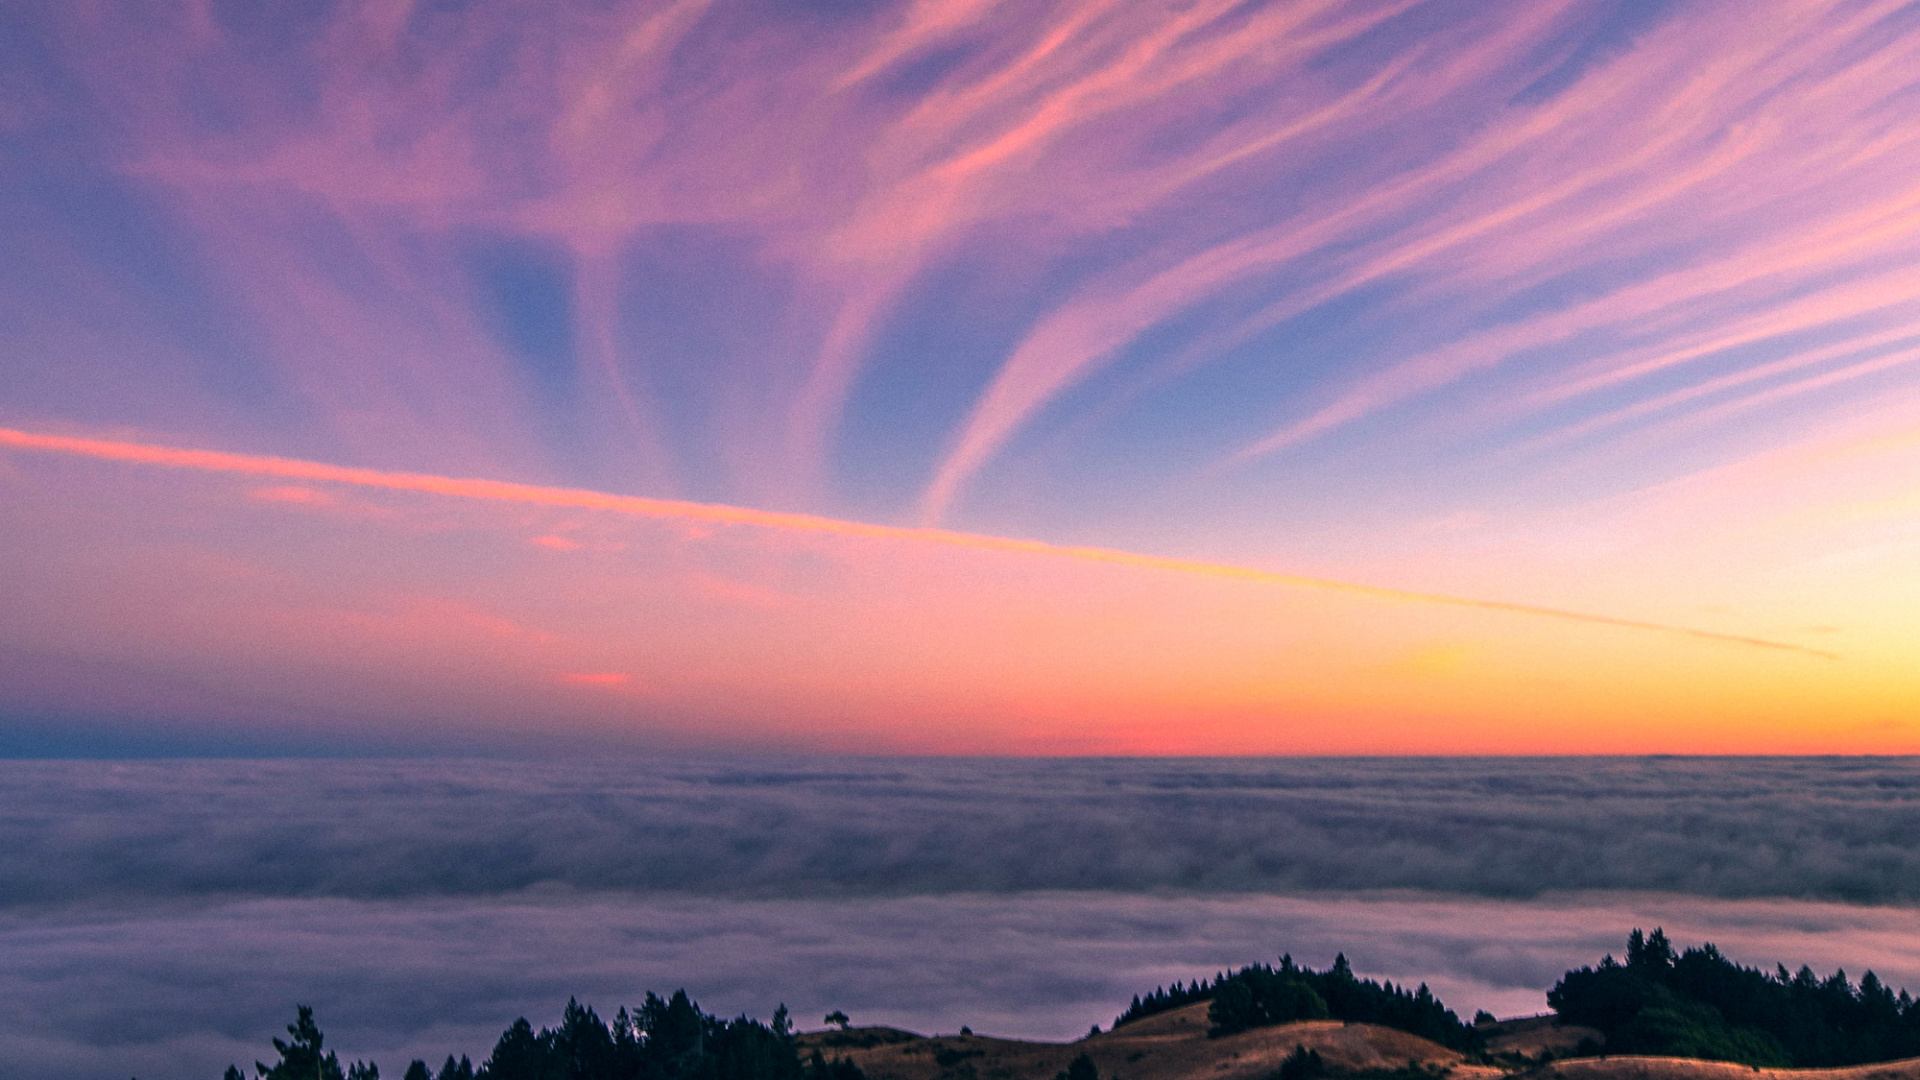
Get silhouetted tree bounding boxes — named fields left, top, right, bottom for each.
left=257, top=1006, right=347, bottom=1080
left=1276, top=1045, right=1326, bottom=1080
left=552, top=999, right=619, bottom=1080
left=1114, top=981, right=1213, bottom=1026
left=446, top=989, right=813, bottom=1080
left=482, top=1018, right=554, bottom=1080
left=1053, top=1053, right=1098, bottom=1080
left=803, top=1052, right=865, bottom=1080
left=1208, top=969, right=1328, bottom=1036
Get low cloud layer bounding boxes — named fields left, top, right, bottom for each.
left=10, top=891, right=1920, bottom=1080
left=4, top=758, right=1920, bottom=906
left=8, top=759, right=1920, bottom=1078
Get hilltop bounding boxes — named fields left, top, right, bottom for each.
left=797, top=1005, right=1920, bottom=1080
left=799, top=1003, right=1497, bottom=1080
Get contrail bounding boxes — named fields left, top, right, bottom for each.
left=0, top=426, right=1837, bottom=659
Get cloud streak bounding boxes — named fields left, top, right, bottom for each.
left=0, top=426, right=1833, bottom=658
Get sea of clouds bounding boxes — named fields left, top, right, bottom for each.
left=6, top=757, right=1920, bottom=1080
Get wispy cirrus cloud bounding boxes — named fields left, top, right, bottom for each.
left=17, top=0, right=1917, bottom=516
left=12, top=0, right=1920, bottom=508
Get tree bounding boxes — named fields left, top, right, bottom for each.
left=823, top=1012, right=850, bottom=1032
left=803, top=1053, right=865, bottom=1080
left=257, top=1006, right=347, bottom=1080
left=403, top=1063, right=434, bottom=1080
left=1207, top=969, right=1328, bottom=1037
left=637, top=990, right=705, bottom=1079
left=1052, top=1053, right=1098, bottom=1080
left=552, top=999, right=618, bottom=1080
left=1276, top=1046, right=1325, bottom=1080
left=481, top=1018, right=554, bottom=1080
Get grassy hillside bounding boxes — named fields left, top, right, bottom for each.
left=798, top=1007, right=1920, bottom=1080
left=798, top=1004, right=1486, bottom=1080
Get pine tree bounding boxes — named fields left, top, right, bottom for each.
left=257, top=1007, right=347, bottom=1080
left=552, top=999, right=617, bottom=1080
left=481, top=1018, right=553, bottom=1080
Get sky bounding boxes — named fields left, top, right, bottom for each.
left=3, top=0, right=1920, bottom=754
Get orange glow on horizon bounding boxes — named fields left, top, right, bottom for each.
left=5, top=423, right=1912, bottom=756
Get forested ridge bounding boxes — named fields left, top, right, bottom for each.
left=220, top=930, right=1920, bottom=1080
left=1114, top=953, right=1478, bottom=1050
left=1117, top=930, right=1920, bottom=1069
left=227, top=992, right=864, bottom=1080
left=1549, top=928, right=1920, bottom=1067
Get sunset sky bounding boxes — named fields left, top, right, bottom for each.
left=3, top=0, right=1917, bottom=754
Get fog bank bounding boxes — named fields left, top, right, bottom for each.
left=4, top=757, right=1918, bottom=906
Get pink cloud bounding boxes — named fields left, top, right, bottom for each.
left=559, top=672, right=632, bottom=687
left=0, top=424, right=1824, bottom=656
left=251, top=485, right=337, bottom=506
left=2, top=422, right=1903, bottom=754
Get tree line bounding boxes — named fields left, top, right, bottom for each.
left=1113, top=954, right=1479, bottom=1050
left=228, top=992, right=865, bottom=1080
left=1116, top=929, right=1920, bottom=1069
left=1549, top=927, right=1920, bottom=1067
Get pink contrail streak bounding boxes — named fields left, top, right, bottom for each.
left=0, top=426, right=1834, bottom=659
